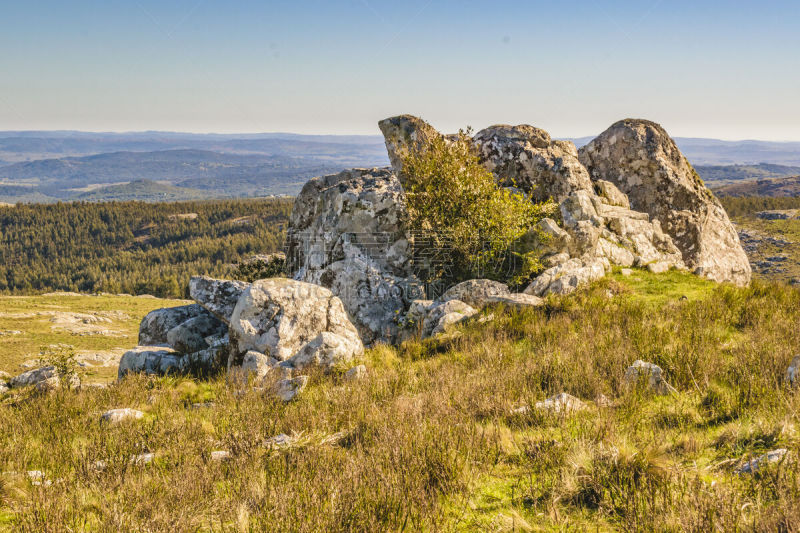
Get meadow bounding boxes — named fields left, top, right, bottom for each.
left=0, top=270, right=798, bottom=531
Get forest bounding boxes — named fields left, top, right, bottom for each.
left=0, top=199, right=291, bottom=298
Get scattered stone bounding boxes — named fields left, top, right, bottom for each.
left=344, top=365, right=367, bottom=382
left=265, top=433, right=296, bottom=447
left=623, top=360, right=676, bottom=395
left=525, top=257, right=609, bottom=297
left=0, top=330, right=22, bottom=336
left=484, top=293, right=545, bottom=309
left=26, top=470, right=51, bottom=487
left=191, top=402, right=215, bottom=409
left=189, top=276, right=250, bottom=324
left=535, top=393, right=586, bottom=414
left=130, top=453, right=155, bottom=466
left=273, top=375, right=308, bottom=402
left=620, top=268, right=633, bottom=277
left=647, top=261, right=672, bottom=274
left=787, top=356, right=800, bottom=386
left=210, top=450, right=231, bottom=462
left=9, top=366, right=79, bottom=391
left=422, top=300, right=478, bottom=338
left=439, top=279, right=511, bottom=309
left=118, top=346, right=183, bottom=379
left=100, top=408, right=144, bottom=425
left=736, top=449, right=789, bottom=474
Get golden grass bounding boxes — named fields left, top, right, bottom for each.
left=0, top=270, right=798, bottom=531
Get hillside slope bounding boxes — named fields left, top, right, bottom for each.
left=713, top=175, right=800, bottom=197
left=0, top=271, right=798, bottom=530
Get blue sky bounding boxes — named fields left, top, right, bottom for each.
left=1, top=0, right=798, bottom=140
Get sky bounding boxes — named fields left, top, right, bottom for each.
left=1, top=0, right=799, bottom=140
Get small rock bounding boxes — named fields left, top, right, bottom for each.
left=101, top=408, right=144, bottom=424
left=9, top=366, right=80, bottom=391
left=623, top=360, right=676, bottom=395
left=736, top=449, right=789, bottom=474
left=265, top=433, right=295, bottom=447
left=344, top=365, right=367, bottom=382
left=191, top=402, right=215, bottom=409
left=26, top=470, right=50, bottom=487
left=535, top=393, right=586, bottom=414
left=787, top=356, right=800, bottom=386
left=620, top=268, right=633, bottom=277
left=595, top=394, right=612, bottom=407
left=130, top=453, right=154, bottom=465
left=273, top=376, right=308, bottom=402
left=210, top=450, right=231, bottom=462
left=647, top=261, right=671, bottom=274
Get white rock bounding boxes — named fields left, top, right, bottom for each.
left=210, top=450, right=231, bottom=462
left=273, top=375, right=308, bottom=402
left=736, top=449, right=789, bottom=474
left=101, top=408, right=144, bottom=425
left=535, top=393, right=586, bottom=414
left=787, top=356, right=800, bottom=386
left=623, top=360, right=676, bottom=395
left=344, top=364, right=367, bottom=382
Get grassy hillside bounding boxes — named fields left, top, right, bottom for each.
left=0, top=294, right=188, bottom=383
left=0, top=271, right=799, bottom=530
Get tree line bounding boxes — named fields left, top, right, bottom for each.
left=0, top=199, right=292, bottom=298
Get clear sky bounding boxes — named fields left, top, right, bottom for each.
left=1, top=0, right=799, bottom=140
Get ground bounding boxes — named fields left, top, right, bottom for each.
left=734, top=214, right=800, bottom=284
left=0, top=271, right=798, bottom=531
left=0, top=293, right=189, bottom=383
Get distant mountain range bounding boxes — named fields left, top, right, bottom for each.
left=1, top=130, right=799, bottom=203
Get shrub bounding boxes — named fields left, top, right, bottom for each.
left=401, top=129, right=556, bottom=289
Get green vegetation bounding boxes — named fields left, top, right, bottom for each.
left=1, top=272, right=799, bottom=530
left=402, top=129, right=556, bottom=287
left=0, top=199, right=292, bottom=298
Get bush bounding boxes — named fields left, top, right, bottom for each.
left=402, top=129, right=556, bottom=289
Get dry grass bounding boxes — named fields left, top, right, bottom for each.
left=0, top=270, right=799, bottom=531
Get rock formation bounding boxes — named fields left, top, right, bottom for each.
left=377, top=115, right=687, bottom=297
left=579, top=119, right=751, bottom=286
left=285, top=167, right=421, bottom=345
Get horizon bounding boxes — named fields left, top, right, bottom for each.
left=3, top=127, right=800, bottom=145
left=2, top=1, right=799, bottom=141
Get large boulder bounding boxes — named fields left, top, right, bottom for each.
left=285, top=168, right=420, bottom=345
left=166, top=314, right=225, bottom=354
left=579, top=119, right=751, bottom=286
left=472, top=124, right=594, bottom=202
left=377, top=115, right=685, bottom=297
left=228, top=278, right=364, bottom=370
left=138, top=304, right=210, bottom=346
left=189, top=276, right=250, bottom=324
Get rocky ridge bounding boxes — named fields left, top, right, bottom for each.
left=118, top=113, right=751, bottom=380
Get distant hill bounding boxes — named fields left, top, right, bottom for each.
left=695, top=163, right=800, bottom=185
left=75, top=179, right=214, bottom=202
left=712, top=175, right=800, bottom=197
left=569, top=137, right=800, bottom=166
left=0, top=149, right=360, bottom=200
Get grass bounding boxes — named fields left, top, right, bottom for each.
left=0, top=270, right=799, bottom=530
left=0, top=293, right=189, bottom=382
left=733, top=214, right=800, bottom=283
